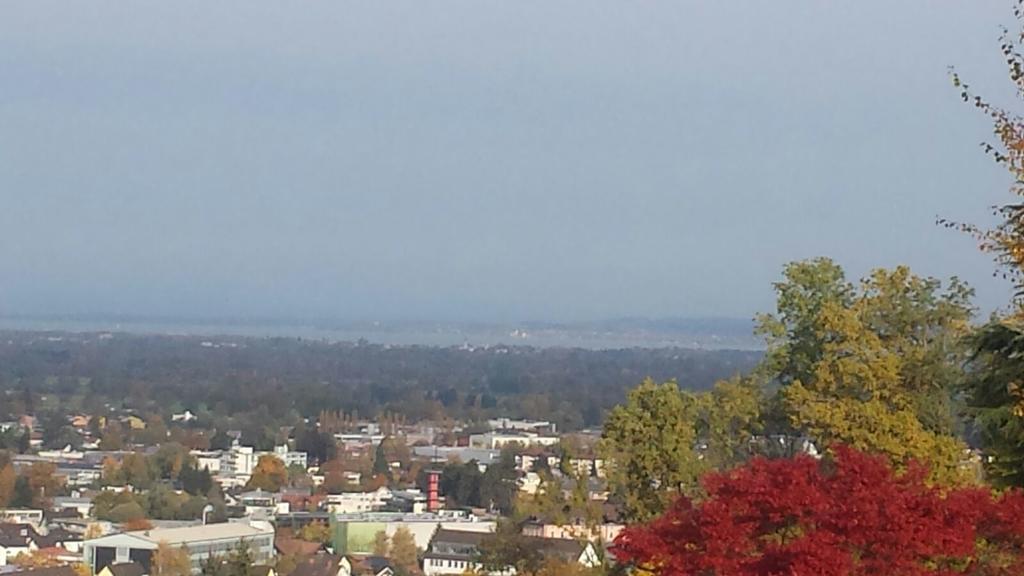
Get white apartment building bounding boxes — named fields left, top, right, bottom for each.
left=270, top=445, right=308, bottom=469
left=191, top=451, right=222, bottom=474
left=219, top=444, right=257, bottom=477
left=324, top=487, right=393, bottom=514
left=486, top=419, right=555, bottom=433
left=468, top=432, right=560, bottom=450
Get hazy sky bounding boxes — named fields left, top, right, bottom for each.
left=0, top=2, right=1019, bottom=323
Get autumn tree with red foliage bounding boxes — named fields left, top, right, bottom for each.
left=613, top=446, right=1024, bottom=576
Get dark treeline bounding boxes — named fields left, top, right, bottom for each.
left=0, top=331, right=760, bottom=433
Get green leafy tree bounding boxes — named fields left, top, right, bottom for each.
left=179, top=464, right=213, bottom=496
left=963, top=322, right=1024, bottom=486
left=10, top=476, right=32, bottom=508
left=293, top=422, right=336, bottom=465
left=566, top=470, right=603, bottom=529
left=599, top=378, right=703, bottom=522
left=516, top=471, right=568, bottom=525
left=477, top=520, right=544, bottom=576
left=151, top=443, right=192, bottom=481
left=695, top=376, right=764, bottom=470
left=209, top=429, right=233, bottom=451
left=754, top=257, right=852, bottom=389
left=439, top=461, right=483, bottom=508
left=145, top=483, right=209, bottom=520
left=107, top=501, right=147, bottom=523
left=201, top=542, right=261, bottom=576
left=372, top=438, right=391, bottom=478
left=948, top=1, right=1024, bottom=489
left=99, top=422, right=125, bottom=451
left=479, top=449, right=517, bottom=514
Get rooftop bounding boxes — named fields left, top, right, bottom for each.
left=429, top=528, right=490, bottom=546
left=89, top=522, right=273, bottom=546
left=332, top=512, right=477, bottom=523
left=103, top=563, right=145, bottom=576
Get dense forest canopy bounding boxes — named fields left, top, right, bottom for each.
left=0, top=331, right=760, bottom=433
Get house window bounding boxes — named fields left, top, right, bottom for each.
left=116, top=547, right=129, bottom=562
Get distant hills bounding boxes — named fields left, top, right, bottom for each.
left=0, top=314, right=762, bottom=350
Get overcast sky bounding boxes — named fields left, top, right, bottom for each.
left=0, top=1, right=1018, bottom=323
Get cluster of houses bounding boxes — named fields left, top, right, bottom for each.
left=0, top=416, right=619, bottom=576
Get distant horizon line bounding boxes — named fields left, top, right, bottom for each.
left=0, top=312, right=757, bottom=329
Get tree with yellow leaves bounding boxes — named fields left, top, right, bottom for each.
left=389, top=527, right=419, bottom=574
left=371, top=530, right=390, bottom=557
left=245, top=455, right=287, bottom=492
left=757, top=259, right=973, bottom=484
left=12, top=551, right=64, bottom=568
left=0, top=463, right=16, bottom=506
left=152, top=541, right=192, bottom=576
left=297, top=521, right=331, bottom=544
left=84, top=523, right=104, bottom=540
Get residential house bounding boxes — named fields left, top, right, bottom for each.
left=0, top=509, right=44, bottom=526
left=284, top=553, right=392, bottom=576
left=0, top=523, right=42, bottom=565
left=324, top=488, right=392, bottom=514
left=171, top=411, right=197, bottom=423
left=52, top=496, right=93, bottom=519
left=238, top=489, right=288, bottom=519
left=189, top=451, right=222, bottom=475
left=97, top=563, right=146, bottom=576
left=521, top=518, right=623, bottom=544
left=70, top=416, right=92, bottom=430
left=287, top=553, right=347, bottom=576
left=385, top=489, right=428, bottom=514
left=56, top=462, right=104, bottom=487
left=37, top=527, right=85, bottom=553
left=421, top=528, right=487, bottom=576
left=345, top=556, right=395, bottom=576
left=119, top=416, right=146, bottom=431
left=532, top=538, right=601, bottom=568
left=422, top=528, right=600, bottom=576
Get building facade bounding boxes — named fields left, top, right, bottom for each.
left=84, top=522, right=275, bottom=575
